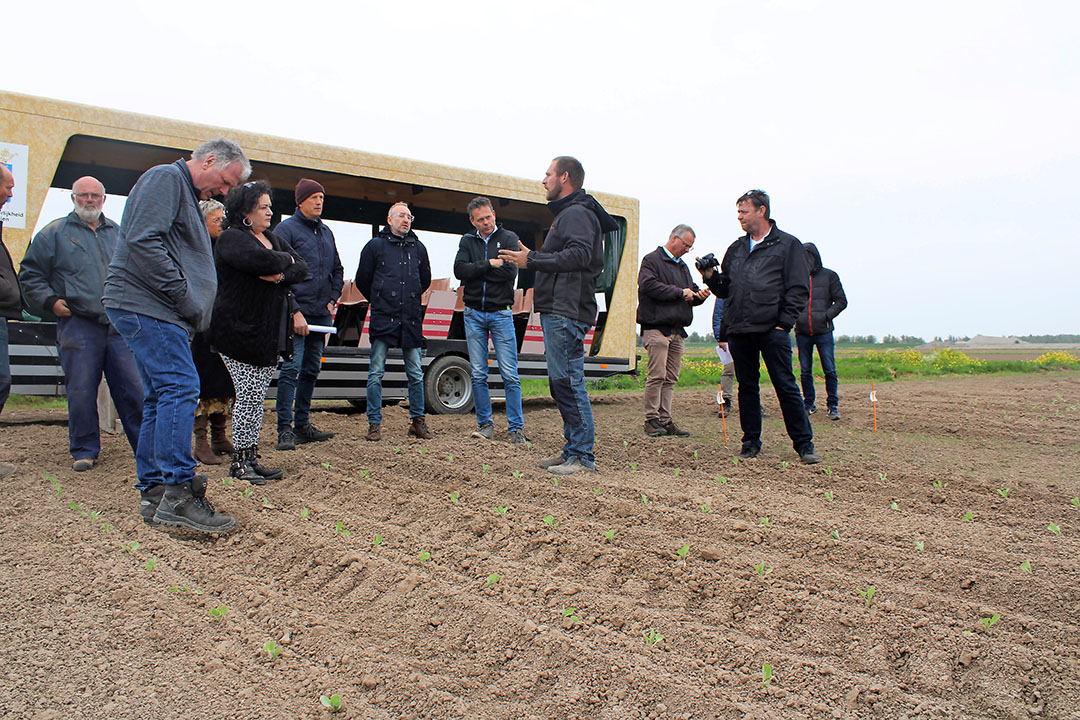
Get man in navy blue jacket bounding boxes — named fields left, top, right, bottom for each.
left=273, top=179, right=344, bottom=450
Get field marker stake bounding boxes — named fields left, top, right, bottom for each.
left=719, top=383, right=728, bottom=445
left=870, top=382, right=878, bottom=433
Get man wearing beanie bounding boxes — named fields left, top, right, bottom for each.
left=274, top=178, right=344, bottom=450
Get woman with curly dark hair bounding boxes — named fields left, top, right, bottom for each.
left=210, top=181, right=308, bottom=483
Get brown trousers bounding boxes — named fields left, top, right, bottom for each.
left=643, top=329, right=685, bottom=423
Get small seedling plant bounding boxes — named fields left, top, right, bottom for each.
left=449, top=491, right=460, bottom=504
left=915, top=540, right=925, bottom=551
left=675, top=543, right=689, bottom=560
left=823, top=465, right=832, bottom=477
left=300, top=507, right=310, bottom=519
left=830, top=529, right=841, bottom=541
left=823, top=490, right=834, bottom=501
left=1071, top=496, right=1079, bottom=508
left=542, top=515, right=559, bottom=530
left=372, top=534, right=383, bottom=548
left=753, top=561, right=772, bottom=577
left=890, top=501, right=900, bottom=510
left=264, top=640, right=282, bottom=660
left=123, top=541, right=139, bottom=553
left=642, top=627, right=663, bottom=646
left=1048, top=522, right=1061, bottom=535
left=145, top=557, right=156, bottom=572
left=511, top=470, right=523, bottom=479
left=961, top=510, right=974, bottom=522
left=858, top=585, right=876, bottom=607
left=981, top=613, right=1001, bottom=631
left=996, top=488, right=1009, bottom=499
left=334, top=520, right=351, bottom=536
left=602, top=529, right=616, bottom=542
left=418, top=550, right=431, bottom=564
left=630, top=462, right=638, bottom=471
left=761, top=662, right=773, bottom=689
left=715, top=476, right=728, bottom=484
left=932, top=479, right=948, bottom=490
left=486, top=573, right=500, bottom=588
left=482, top=463, right=491, bottom=472
left=1020, top=560, right=1031, bottom=573
left=320, top=694, right=343, bottom=713
left=641, top=494, right=650, bottom=506
left=780, top=461, right=789, bottom=469
left=561, top=607, right=580, bottom=623
left=700, top=504, right=711, bottom=514
left=758, top=517, right=770, bottom=527
left=494, top=506, right=508, bottom=516
left=208, top=605, right=228, bottom=619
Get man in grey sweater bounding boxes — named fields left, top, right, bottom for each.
left=103, top=139, right=250, bottom=534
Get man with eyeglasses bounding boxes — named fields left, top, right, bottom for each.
left=356, top=202, right=433, bottom=441
left=699, top=190, right=821, bottom=464
left=637, top=224, right=710, bottom=438
left=20, top=176, right=144, bottom=473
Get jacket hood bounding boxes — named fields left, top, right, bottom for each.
left=803, top=242, right=822, bottom=273
left=377, top=226, right=419, bottom=244
left=549, top=189, right=620, bottom=234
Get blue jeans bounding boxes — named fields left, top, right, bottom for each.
left=796, top=332, right=838, bottom=412
left=0, top=319, right=10, bottom=414
left=541, top=313, right=594, bottom=466
left=276, top=313, right=331, bottom=431
left=366, top=338, right=424, bottom=424
left=728, top=329, right=814, bottom=454
left=106, top=309, right=200, bottom=490
left=464, top=307, right=523, bottom=432
left=57, top=315, right=144, bottom=460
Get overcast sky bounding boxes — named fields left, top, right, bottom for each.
left=5, top=1, right=1078, bottom=340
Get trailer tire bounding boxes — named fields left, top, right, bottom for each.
left=424, top=355, right=473, bottom=415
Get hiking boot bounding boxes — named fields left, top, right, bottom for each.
left=547, top=458, right=596, bottom=476
left=508, top=430, right=528, bottom=445
left=276, top=428, right=297, bottom=451
left=209, top=412, right=234, bottom=454
left=139, top=484, right=166, bottom=526
left=799, top=448, right=822, bottom=465
left=472, top=423, right=495, bottom=440
left=643, top=419, right=667, bottom=437
left=295, top=423, right=334, bottom=444
left=247, top=447, right=283, bottom=481
left=365, top=423, right=381, bottom=442
left=73, top=458, right=95, bottom=472
left=193, top=415, right=222, bottom=465
left=737, top=445, right=761, bottom=460
left=153, top=477, right=236, bottom=534
left=538, top=452, right=566, bottom=469
left=663, top=421, right=691, bottom=438
left=230, top=448, right=264, bottom=485
left=827, top=408, right=840, bottom=421
left=408, top=417, right=435, bottom=439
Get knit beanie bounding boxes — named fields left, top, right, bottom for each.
left=295, top=178, right=325, bottom=206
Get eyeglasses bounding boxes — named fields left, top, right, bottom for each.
left=75, top=193, right=104, bottom=201
left=392, top=212, right=415, bottom=221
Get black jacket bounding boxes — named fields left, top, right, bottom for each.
left=273, top=211, right=344, bottom=318
left=209, top=228, right=308, bottom=367
left=528, top=189, right=619, bottom=326
left=453, top=226, right=520, bottom=311
left=0, top=223, right=21, bottom=320
left=795, top=242, right=847, bottom=336
left=704, top=220, right=809, bottom=339
left=636, top=246, right=704, bottom=335
left=354, top=227, right=431, bottom=349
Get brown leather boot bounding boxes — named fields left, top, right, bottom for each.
left=209, top=412, right=234, bottom=455
left=408, top=417, right=434, bottom=439
left=193, top=415, right=222, bottom=465
left=364, top=423, right=381, bottom=442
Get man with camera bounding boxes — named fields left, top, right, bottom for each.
left=637, top=224, right=710, bottom=437
left=700, top=190, right=821, bottom=464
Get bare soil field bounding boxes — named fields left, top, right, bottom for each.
left=1, top=373, right=1078, bottom=720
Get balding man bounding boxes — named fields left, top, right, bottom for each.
left=20, top=177, right=144, bottom=472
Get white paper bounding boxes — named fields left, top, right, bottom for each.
left=308, top=324, right=337, bottom=334
left=715, top=345, right=732, bottom=365
left=0, top=142, right=30, bottom=228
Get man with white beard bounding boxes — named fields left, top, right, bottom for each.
left=19, top=176, right=144, bottom=471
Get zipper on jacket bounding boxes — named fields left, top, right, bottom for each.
left=807, top=275, right=813, bottom=334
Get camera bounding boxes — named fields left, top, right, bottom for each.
left=695, top=253, right=719, bottom=272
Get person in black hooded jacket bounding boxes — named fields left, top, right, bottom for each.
left=795, top=242, right=847, bottom=420
left=500, top=156, right=619, bottom=476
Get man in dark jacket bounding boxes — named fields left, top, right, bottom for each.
left=356, top=202, right=433, bottom=441
left=103, top=138, right=249, bottom=534
left=453, top=197, right=526, bottom=444
left=702, top=190, right=820, bottom=464
left=0, top=165, right=20, bottom=430
left=19, top=176, right=143, bottom=471
left=795, top=242, right=847, bottom=420
left=500, top=156, right=618, bottom=475
left=273, top=179, right=343, bottom=450
left=637, top=224, right=709, bottom=437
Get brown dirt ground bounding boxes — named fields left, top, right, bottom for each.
left=1, top=373, right=1079, bottom=720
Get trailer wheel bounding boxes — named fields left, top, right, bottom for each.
left=424, top=355, right=473, bottom=414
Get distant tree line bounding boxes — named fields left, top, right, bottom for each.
left=1020, top=334, right=1080, bottom=343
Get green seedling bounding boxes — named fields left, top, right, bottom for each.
left=657, top=448, right=663, bottom=456
left=512, top=470, right=523, bottom=479
left=752, top=561, right=772, bottom=577
left=675, top=543, right=689, bottom=560
left=830, top=529, right=841, bottom=541
left=758, top=517, right=770, bottom=527
left=372, top=534, right=383, bottom=548
left=694, top=450, right=699, bottom=460
left=334, top=520, right=351, bottom=536
left=890, top=501, right=899, bottom=511
left=642, top=627, right=664, bottom=646
left=780, top=461, right=789, bottom=469
left=300, top=507, right=310, bottom=519
left=623, top=440, right=629, bottom=448
left=961, top=510, right=974, bottom=522
left=45, top=472, right=62, bottom=498
left=167, top=586, right=187, bottom=592
left=262, top=496, right=269, bottom=505
left=242, top=487, right=252, bottom=498
left=447, top=454, right=454, bottom=462
left=915, top=540, right=925, bottom=551
left=1071, top=496, right=1079, bottom=508
left=700, top=504, right=711, bottom=514
left=732, top=457, right=740, bottom=466
left=321, top=461, right=330, bottom=470
left=858, top=585, right=876, bottom=606
left=264, top=640, right=281, bottom=660
left=542, top=515, right=558, bottom=529
left=319, top=694, right=343, bottom=713
left=359, top=469, right=370, bottom=479
left=997, top=488, right=1009, bottom=499
left=68, top=501, right=81, bottom=512
left=145, top=557, right=156, bottom=572
left=208, top=605, right=228, bottom=619
left=494, top=506, right=508, bottom=516
left=1020, top=560, right=1031, bottom=573
left=823, top=490, right=834, bottom=501
left=630, top=462, right=638, bottom=471
left=1048, top=522, right=1061, bottom=535
left=486, top=573, right=500, bottom=588
left=823, top=465, right=832, bottom=477
left=552, top=477, right=559, bottom=487
left=89, top=510, right=100, bottom=521
left=878, top=471, right=887, bottom=482
left=561, top=607, right=580, bottom=623
left=593, top=487, right=602, bottom=495
left=602, top=529, right=616, bottom=542
left=981, top=613, right=1000, bottom=630
left=449, top=491, right=460, bottom=504
left=123, top=541, right=139, bottom=553
left=393, top=446, right=400, bottom=453
left=222, top=477, right=234, bottom=487
left=101, top=523, right=109, bottom=534
left=715, top=476, right=728, bottom=484
left=641, top=494, right=650, bottom=506
left=482, top=463, right=491, bottom=471
left=761, top=662, right=773, bottom=688
left=418, top=447, right=427, bottom=455
left=932, top=479, right=948, bottom=489
left=674, top=468, right=681, bottom=476
left=418, top=550, right=431, bottom=563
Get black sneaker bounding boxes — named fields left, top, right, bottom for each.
left=800, top=448, right=823, bottom=465
left=663, top=421, right=691, bottom=438
left=276, top=428, right=296, bottom=451
left=295, top=424, right=334, bottom=444
left=247, top=447, right=283, bottom=481
left=139, top=484, right=166, bottom=526
left=737, top=445, right=761, bottom=460
left=153, top=476, right=236, bottom=533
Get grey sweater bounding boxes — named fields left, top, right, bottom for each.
left=102, top=160, right=217, bottom=335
